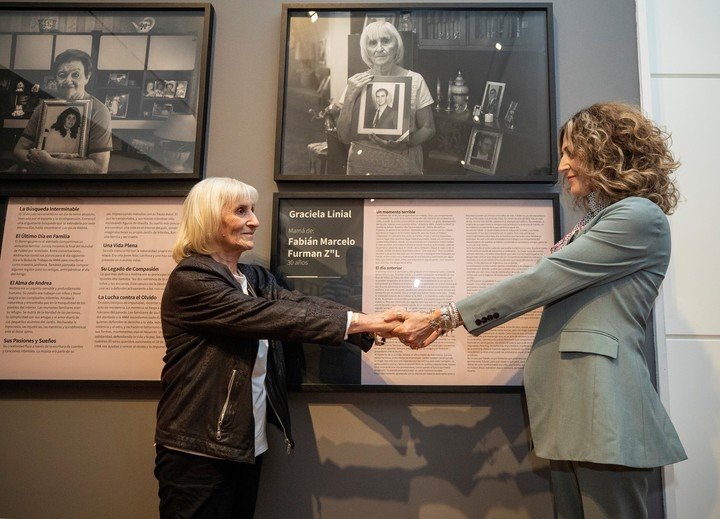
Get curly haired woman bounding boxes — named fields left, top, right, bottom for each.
left=394, top=102, right=686, bottom=518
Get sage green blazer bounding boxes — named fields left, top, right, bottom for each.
left=456, top=197, right=686, bottom=468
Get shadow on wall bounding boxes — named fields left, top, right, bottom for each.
left=257, top=392, right=554, bottom=518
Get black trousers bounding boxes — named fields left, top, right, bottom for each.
left=155, top=445, right=264, bottom=519
left=549, top=460, right=652, bottom=519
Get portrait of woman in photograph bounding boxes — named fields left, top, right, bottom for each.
left=336, top=20, right=435, bottom=175
left=42, top=106, right=82, bottom=156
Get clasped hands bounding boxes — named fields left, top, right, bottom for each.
left=353, top=307, right=443, bottom=350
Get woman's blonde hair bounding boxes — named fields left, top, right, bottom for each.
left=172, top=177, right=259, bottom=262
left=359, top=21, right=404, bottom=68
left=560, top=102, right=680, bottom=214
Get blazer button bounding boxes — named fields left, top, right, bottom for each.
left=481, top=317, right=487, bottom=324
left=475, top=319, right=482, bottom=326
left=493, top=312, right=499, bottom=319
left=486, top=314, right=493, bottom=320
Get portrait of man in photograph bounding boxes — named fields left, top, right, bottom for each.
left=366, top=87, right=397, bottom=130
left=480, top=81, right=505, bottom=122
left=473, top=132, right=497, bottom=166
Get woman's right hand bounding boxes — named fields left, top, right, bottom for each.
left=344, top=71, right=374, bottom=101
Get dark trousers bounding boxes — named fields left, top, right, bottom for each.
left=155, top=445, right=263, bottom=519
left=550, top=460, right=652, bottom=519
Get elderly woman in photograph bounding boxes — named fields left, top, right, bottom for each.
left=155, top=177, right=400, bottom=518
left=393, top=102, right=687, bottom=518
left=13, top=48, right=111, bottom=173
left=336, top=20, right=435, bottom=174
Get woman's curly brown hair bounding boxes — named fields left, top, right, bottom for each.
left=560, top=102, right=680, bottom=214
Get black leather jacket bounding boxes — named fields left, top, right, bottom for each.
left=155, top=254, right=372, bottom=463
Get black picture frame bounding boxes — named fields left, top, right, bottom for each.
left=0, top=3, right=213, bottom=186
left=271, top=191, right=560, bottom=391
left=275, top=3, right=557, bottom=182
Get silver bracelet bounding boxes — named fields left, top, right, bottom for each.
left=428, top=304, right=457, bottom=334
left=449, top=302, right=461, bottom=329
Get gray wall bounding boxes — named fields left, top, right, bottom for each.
left=0, top=1, right=645, bottom=518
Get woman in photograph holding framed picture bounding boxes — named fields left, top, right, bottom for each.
left=336, top=20, right=435, bottom=175
left=392, top=102, right=687, bottom=518
left=13, top=49, right=112, bottom=174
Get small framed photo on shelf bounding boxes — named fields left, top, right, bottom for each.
left=363, top=12, right=396, bottom=28
left=153, top=80, right=166, bottom=97
left=175, top=80, right=188, bottom=99
left=163, top=80, right=177, bottom=98
left=479, top=81, right=505, bottom=123
left=152, top=102, right=174, bottom=119
left=463, top=128, right=503, bottom=175
left=35, top=99, right=91, bottom=158
left=104, top=92, right=129, bottom=119
left=107, top=72, right=128, bottom=86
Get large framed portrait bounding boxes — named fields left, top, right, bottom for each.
left=35, top=99, right=91, bottom=158
left=275, top=4, right=557, bottom=182
left=271, top=191, right=560, bottom=390
left=0, top=3, right=213, bottom=184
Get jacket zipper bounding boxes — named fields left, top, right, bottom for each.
left=247, top=281, right=291, bottom=453
left=216, top=369, right=237, bottom=441
left=266, top=389, right=292, bottom=454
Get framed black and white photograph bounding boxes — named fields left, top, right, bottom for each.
left=479, top=80, right=505, bottom=123
left=275, top=4, right=556, bottom=182
left=463, top=128, right=503, bottom=175
left=35, top=99, right=91, bottom=158
left=0, top=3, right=213, bottom=184
left=364, top=12, right=397, bottom=28
left=271, top=191, right=560, bottom=389
left=152, top=102, right=173, bottom=119
left=356, top=77, right=410, bottom=139
left=163, top=80, right=177, bottom=98
left=175, top=80, right=188, bottom=99
left=104, top=92, right=129, bottom=119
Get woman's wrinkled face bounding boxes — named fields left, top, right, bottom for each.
left=55, top=60, right=89, bottom=100
left=216, top=199, right=259, bottom=255
left=559, top=133, right=591, bottom=198
left=366, top=31, right=397, bottom=68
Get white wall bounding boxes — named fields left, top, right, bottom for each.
left=639, top=1, right=720, bottom=517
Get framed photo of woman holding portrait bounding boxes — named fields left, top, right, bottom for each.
left=275, top=4, right=557, bottom=182
left=35, top=99, right=91, bottom=158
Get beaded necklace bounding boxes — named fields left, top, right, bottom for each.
left=550, top=192, right=609, bottom=253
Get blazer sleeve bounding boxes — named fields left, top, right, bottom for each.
left=456, top=198, right=670, bottom=335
